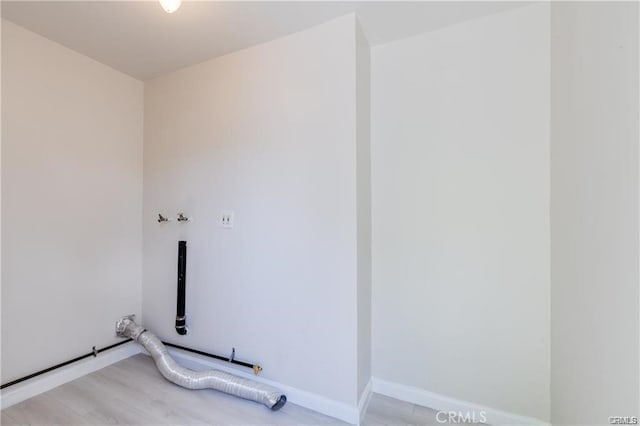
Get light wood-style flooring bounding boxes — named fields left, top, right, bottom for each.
left=2, top=354, right=443, bottom=425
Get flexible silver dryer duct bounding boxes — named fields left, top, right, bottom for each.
left=115, top=316, right=287, bottom=410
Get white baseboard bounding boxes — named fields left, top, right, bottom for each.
left=0, top=342, right=141, bottom=410
left=165, top=347, right=360, bottom=425
left=371, top=377, right=550, bottom=426
left=1, top=346, right=548, bottom=426
left=357, top=378, right=373, bottom=425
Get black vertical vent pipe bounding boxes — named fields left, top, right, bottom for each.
left=176, top=240, right=188, bottom=335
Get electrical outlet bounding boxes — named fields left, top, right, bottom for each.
left=219, top=210, right=234, bottom=229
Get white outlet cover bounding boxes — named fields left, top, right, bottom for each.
left=219, top=210, right=234, bottom=228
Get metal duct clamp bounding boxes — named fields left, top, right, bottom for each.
left=116, top=314, right=147, bottom=341
left=175, top=315, right=188, bottom=335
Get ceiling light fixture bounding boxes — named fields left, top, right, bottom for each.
left=159, top=0, right=182, bottom=13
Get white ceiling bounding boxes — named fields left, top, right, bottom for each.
left=1, top=1, right=526, bottom=80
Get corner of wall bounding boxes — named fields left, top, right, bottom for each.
left=355, top=11, right=372, bottom=403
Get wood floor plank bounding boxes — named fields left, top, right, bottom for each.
left=94, top=356, right=270, bottom=424
left=2, top=392, right=89, bottom=425
left=1, top=354, right=351, bottom=425
left=362, top=393, right=415, bottom=425
left=1, top=409, right=19, bottom=425
left=409, top=404, right=441, bottom=425
left=1, top=353, right=454, bottom=426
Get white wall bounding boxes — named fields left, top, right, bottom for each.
left=1, top=20, right=143, bottom=381
left=550, top=3, right=639, bottom=424
left=143, top=14, right=362, bottom=407
left=356, top=18, right=372, bottom=402
left=0, top=18, right=3, bottom=386
left=371, top=4, right=550, bottom=421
